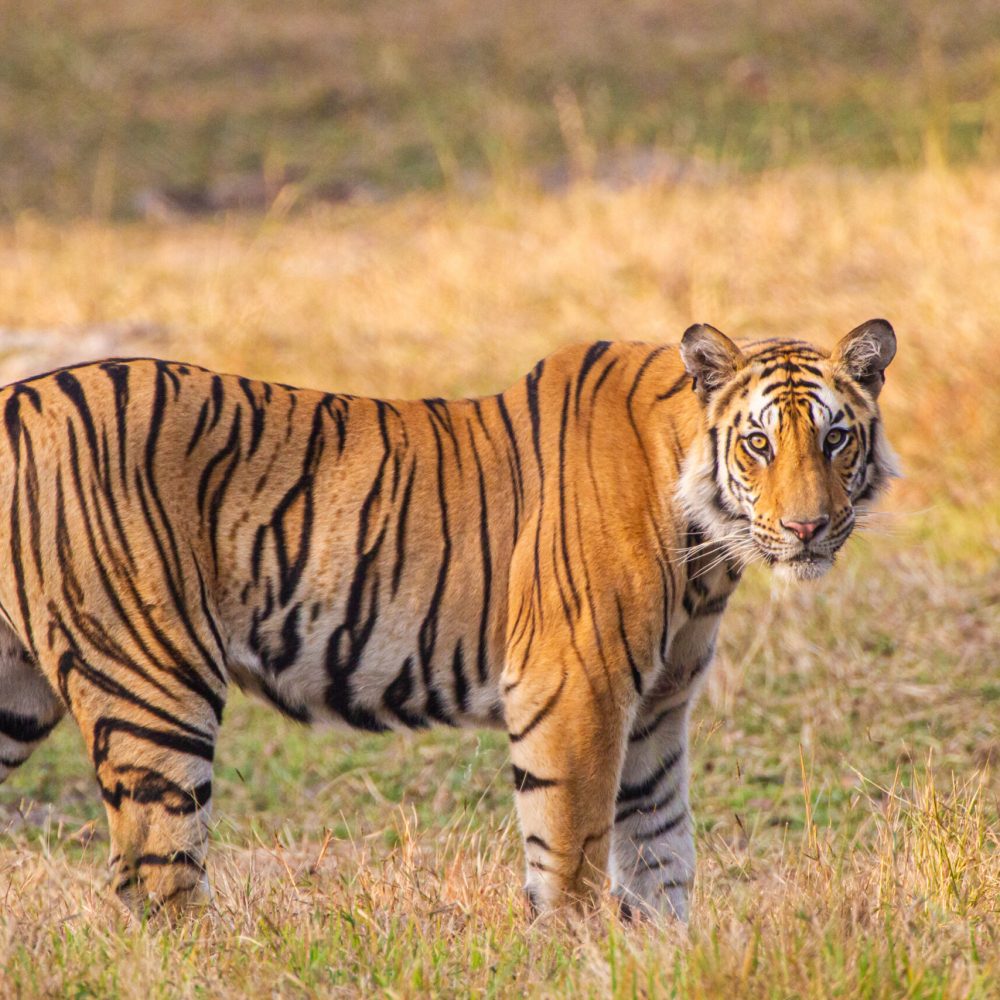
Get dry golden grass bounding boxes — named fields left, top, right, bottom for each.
left=1, top=168, right=998, bottom=996
left=1, top=168, right=998, bottom=504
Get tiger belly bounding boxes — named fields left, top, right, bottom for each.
left=223, top=608, right=507, bottom=733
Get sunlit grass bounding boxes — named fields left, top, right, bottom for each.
left=0, top=167, right=998, bottom=995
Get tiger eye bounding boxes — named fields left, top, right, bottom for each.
left=825, top=428, right=847, bottom=451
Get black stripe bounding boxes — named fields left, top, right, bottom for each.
left=556, top=382, right=581, bottom=616
left=423, top=398, right=463, bottom=472
left=698, top=595, right=729, bottom=617
left=616, top=746, right=684, bottom=804
left=208, top=375, right=224, bottom=431
left=416, top=410, right=452, bottom=707
left=590, top=356, right=618, bottom=403
left=5, top=389, right=40, bottom=656
left=512, top=765, right=558, bottom=792
left=91, top=716, right=214, bottom=766
left=186, top=399, right=211, bottom=456
left=270, top=399, right=328, bottom=605
left=100, top=362, right=132, bottom=491
left=626, top=347, right=668, bottom=409
left=574, top=341, right=612, bottom=416
left=615, top=780, right=680, bottom=825
left=198, top=406, right=244, bottom=570
left=133, top=371, right=228, bottom=695
left=55, top=371, right=100, bottom=464
left=20, top=428, right=45, bottom=586
left=451, top=641, right=470, bottom=714
left=494, top=394, right=524, bottom=534
left=525, top=360, right=545, bottom=484
left=642, top=854, right=689, bottom=872
left=0, top=709, right=59, bottom=744
left=616, top=597, right=643, bottom=694
left=238, top=377, right=267, bottom=458
left=98, top=765, right=213, bottom=816
left=383, top=657, right=429, bottom=729
left=508, top=671, right=567, bottom=743
left=708, top=426, right=720, bottom=484
left=257, top=677, right=311, bottom=723
left=144, top=363, right=187, bottom=586
left=634, top=808, right=687, bottom=841
left=467, top=421, right=493, bottom=683
left=264, top=603, right=302, bottom=673
left=135, top=851, right=206, bottom=871
left=655, top=372, right=690, bottom=401
left=391, top=458, right=417, bottom=597
left=91, top=424, right=136, bottom=571
left=324, top=677, right=388, bottom=732
left=758, top=362, right=801, bottom=378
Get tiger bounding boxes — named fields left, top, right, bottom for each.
left=0, top=319, right=898, bottom=921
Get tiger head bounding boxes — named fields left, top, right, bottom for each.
left=677, top=319, right=899, bottom=581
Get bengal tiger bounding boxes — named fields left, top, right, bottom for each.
left=0, top=319, right=897, bottom=921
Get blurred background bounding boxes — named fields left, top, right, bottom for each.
left=3, top=0, right=1000, bottom=217
left=1, top=3, right=999, bottom=996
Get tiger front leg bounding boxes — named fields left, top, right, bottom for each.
left=503, top=647, right=638, bottom=916
left=55, top=649, right=223, bottom=920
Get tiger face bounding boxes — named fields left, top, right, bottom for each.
left=677, top=319, right=899, bottom=581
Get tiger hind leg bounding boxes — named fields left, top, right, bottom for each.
left=0, top=621, right=65, bottom=784
left=610, top=611, right=722, bottom=922
left=611, top=695, right=694, bottom=921
left=52, top=646, right=224, bottom=919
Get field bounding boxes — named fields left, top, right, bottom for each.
left=2, top=1, right=1000, bottom=996
left=0, top=168, right=998, bottom=997
left=5, top=0, right=1000, bottom=217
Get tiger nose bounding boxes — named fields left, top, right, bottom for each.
left=780, top=516, right=829, bottom=543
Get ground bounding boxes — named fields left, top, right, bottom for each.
left=0, top=167, right=997, bottom=997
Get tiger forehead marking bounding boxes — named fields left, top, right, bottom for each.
left=0, top=320, right=897, bottom=922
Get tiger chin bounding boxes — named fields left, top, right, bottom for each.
left=0, top=320, right=896, bottom=925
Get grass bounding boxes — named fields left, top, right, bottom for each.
left=5, top=1, right=1000, bottom=216
left=0, top=167, right=999, bottom=994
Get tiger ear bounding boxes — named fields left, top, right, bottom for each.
left=832, top=319, right=896, bottom=398
left=679, top=324, right=746, bottom=402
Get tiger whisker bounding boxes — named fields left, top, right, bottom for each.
left=668, top=535, right=746, bottom=557
left=687, top=540, right=760, bottom=579
left=669, top=529, right=753, bottom=556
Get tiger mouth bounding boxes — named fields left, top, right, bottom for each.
left=752, top=544, right=831, bottom=566
left=753, top=544, right=836, bottom=574
left=773, top=549, right=835, bottom=581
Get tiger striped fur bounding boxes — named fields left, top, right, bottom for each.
left=0, top=320, right=897, bottom=920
